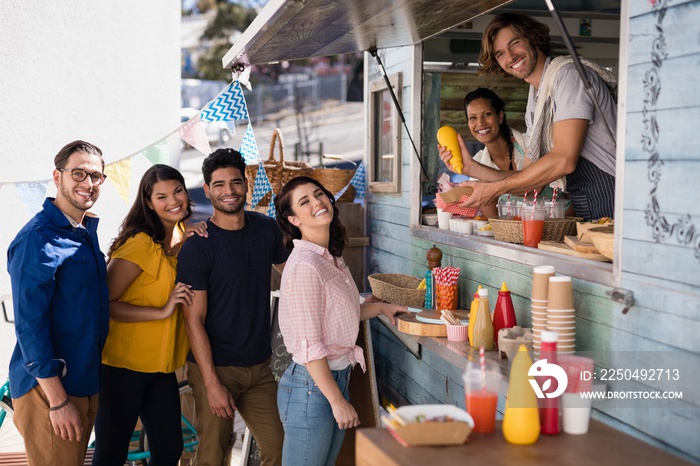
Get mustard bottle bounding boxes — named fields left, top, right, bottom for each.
left=467, top=285, right=482, bottom=344
left=470, top=288, right=494, bottom=351
left=502, top=345, right=540, bottom=445
left=437, top=125, right=464, bottom=174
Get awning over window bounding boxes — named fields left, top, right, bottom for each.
left=222, top=0, right=514, bottom=68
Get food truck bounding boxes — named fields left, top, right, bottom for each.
left=222, top=0, right=699, bottom=464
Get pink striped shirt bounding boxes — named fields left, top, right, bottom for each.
left=279, top=239, right=365, bottom=371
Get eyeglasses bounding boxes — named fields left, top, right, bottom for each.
left=58, top=168, right=107, bottom=185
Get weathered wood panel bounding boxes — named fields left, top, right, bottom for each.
left=626, top=56, right=700, bottom=114
left=627, top=2, right=700, bottom=66
left=624, top=108, right=700, bottom=162
left=623, top=160, right=700, bottom=214
left=629, top=0, right=696, bottom=18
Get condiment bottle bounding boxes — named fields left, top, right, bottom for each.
left=470, top=288, right=494, bottom=351
left=492, top=282, right=517, bottom=348
left=538, top=330, right=560, bottom=435
left=503, top=345, right=540, bottom=445
left=424, top=269, right=433, bottom=309
left=467, top=285, right=482, bottom=344
left=424, top=246, right=442, bottom=309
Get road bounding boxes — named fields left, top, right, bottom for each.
left=180, top=101, right=364, bottom=188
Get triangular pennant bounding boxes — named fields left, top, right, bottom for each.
left=142, top=139, right=170, bottom=165
left=200, top=81, right=249, bottom=122
left=105, top=158, right=132, bottom=205
left=178, top=114, right=212, bottom=156
left=267, top=194, right=277, bottom=218
left=349, top=161, right=366, bottom=199
left=250, top=163, right=272, bottom=208
left=240, top=123, right=260, bottom=165
left=16, top=181, right=49, bottom=215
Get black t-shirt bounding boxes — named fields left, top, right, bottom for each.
left=176, top=212, right=290, bottom=366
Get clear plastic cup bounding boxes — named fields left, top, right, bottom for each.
left=521, top=205, right=546, bottom=247
left=463, top=362, right=502, bottom=434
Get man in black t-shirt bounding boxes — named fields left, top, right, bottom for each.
left=177, top=148, right=289, bottom=466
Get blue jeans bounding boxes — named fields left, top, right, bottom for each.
left=277, top=362, right=352, bottom=466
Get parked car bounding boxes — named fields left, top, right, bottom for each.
left=180, top=107, right=233, bottom=147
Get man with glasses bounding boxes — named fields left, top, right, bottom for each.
left=7, top=140, right=110, bottom=466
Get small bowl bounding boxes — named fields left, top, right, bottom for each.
left=422, top=213, right=438, bottom=226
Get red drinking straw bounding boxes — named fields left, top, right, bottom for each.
left=480, top=346, right=486, bottom=391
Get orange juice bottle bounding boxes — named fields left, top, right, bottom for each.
left=502, top=345, right=540, bottom=445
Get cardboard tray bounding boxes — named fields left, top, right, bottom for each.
left=384, top=404, right=474, bottom=447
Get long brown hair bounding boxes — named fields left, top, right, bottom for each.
left=108, top=164, right=193, bottom=257
left=480, top=13, right=551, bottom=78
left=275, top=176, right=348, bottom=257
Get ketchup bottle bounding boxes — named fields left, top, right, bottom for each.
left=538, top=330, right=561, bottom=435
left=493, top=282, right=517, bottom=348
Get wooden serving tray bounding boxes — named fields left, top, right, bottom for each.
left=397, top=309, right=470, bottom=336
left=538, top=240, right=610, bottom=262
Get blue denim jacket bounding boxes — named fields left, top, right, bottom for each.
left=8, top=198, right=109, bottom=399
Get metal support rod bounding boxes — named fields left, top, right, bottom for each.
left=544, top=0, right=617, bottom=143
left=369, top=47, right=433, bottom=188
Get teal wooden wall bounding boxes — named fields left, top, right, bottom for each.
left=365, top=2, right=700, bottom=463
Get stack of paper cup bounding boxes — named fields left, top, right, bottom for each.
left=531, top=266, right=555, bottom=354
left=546, top=276, right=575, bottom=354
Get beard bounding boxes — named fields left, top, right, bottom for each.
left=210, top=193, right=245, bottom=215
left=59, top=183, right=97, bottom=212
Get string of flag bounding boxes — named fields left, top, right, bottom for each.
left=0, top=79, right=364, bottom=218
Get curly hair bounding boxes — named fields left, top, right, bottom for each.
left=202, top=148, right=246, bottom=185
left=464, top=88, right=515, bottom=167
left=274, top=176, right=348, bottom=257
left=479, top=13, right=551, bottom=78
left=108, top=164, right=192, bottom=257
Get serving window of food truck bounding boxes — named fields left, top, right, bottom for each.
left=409, top=5, right=623, bottom=287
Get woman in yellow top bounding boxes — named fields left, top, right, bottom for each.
left=92, top=164, right=205, bottom=466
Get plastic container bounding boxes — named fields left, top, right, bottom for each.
left=538, top=331, right=561, bottom=435
left=468, top=286, right=482, bottom=344
left=470, top=288, right=494, bottom=351
left=502, top=345, right=541, bottom=445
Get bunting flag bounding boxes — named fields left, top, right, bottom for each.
left=142, top=139, right=170, bottom=165
left=250, top=163, right=273, bottom=208
left=105, top=158, right=132, bottom=204
left=240, top=123, right=260, bottom=164
left=349, top=161, right=366, bottom=199
left=178, top=114, right=212, bottom=156
left=200, top=81, right=249, bottom=122
left=267, top=194, right=277, bottom=218
left=16, top=181, right=49, bottom=215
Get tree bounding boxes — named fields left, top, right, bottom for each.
left=191, top=1, right=261, bottom=81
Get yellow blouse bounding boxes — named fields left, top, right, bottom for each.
left=101, top=232, right=189, bottom=373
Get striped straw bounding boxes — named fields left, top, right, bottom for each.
left=531, top=189, right=539, bottom=220
left=480, top=346, right=486, bottom=391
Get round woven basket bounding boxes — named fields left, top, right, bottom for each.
left=368, top=274, right=425, bottom=307
left=246, top=128, right=313, bottom=207
left=309, top=167, right=356, bottom=203
left=588, top=225, right=614, bottom=260
left=488, top=217, right=583, bottom=244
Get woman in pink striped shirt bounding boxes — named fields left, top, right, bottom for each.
left=275, top=176, right=406, bottom=466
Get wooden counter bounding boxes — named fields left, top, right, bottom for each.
left=356, top=420, right=695, bottom=466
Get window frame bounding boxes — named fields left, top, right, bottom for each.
left=368, top=72, right=402, bottom=193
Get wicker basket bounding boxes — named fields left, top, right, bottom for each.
left=588, top=225, right=614, bottom=260
left=246, top=128, right=313, bottom=207
left=488, top=217, right=583, bottom=244
left=309, top=166, right=356, bottom=203
left=368, top=274, right=425, bottom=307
